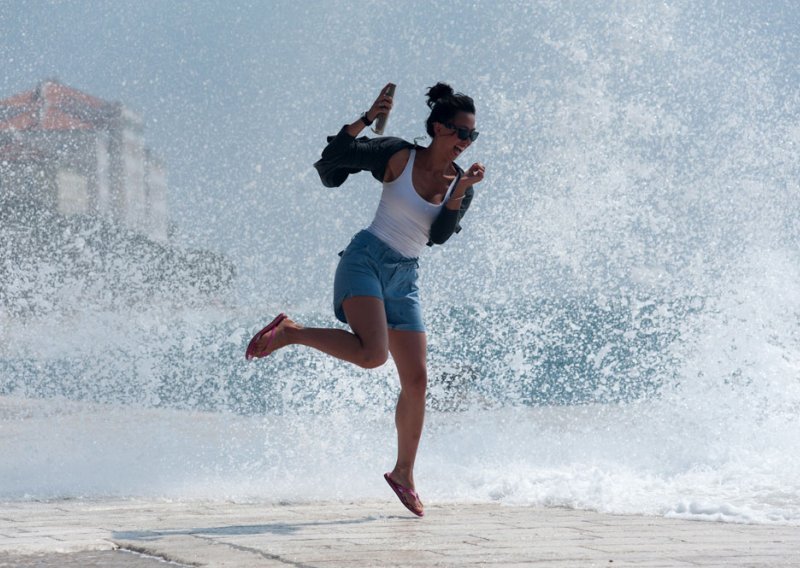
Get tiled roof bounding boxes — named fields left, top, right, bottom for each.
left=0, top=80, right=115, bottom=132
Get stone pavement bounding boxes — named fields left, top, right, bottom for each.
left=0, top=499, right=799, bottom=567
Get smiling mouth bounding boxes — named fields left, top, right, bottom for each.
left=454, top=145, right=465, bottom=155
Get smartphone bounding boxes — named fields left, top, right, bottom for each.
left=372, top=83, right=396, bottom=135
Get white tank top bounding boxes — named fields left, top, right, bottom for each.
left=366, top=149, right=457, bottom=258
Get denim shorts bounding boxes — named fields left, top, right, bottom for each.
left=333, top=230, right=424, bottom=332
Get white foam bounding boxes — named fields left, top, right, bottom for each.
left=2, top=397, right=798, bottom=525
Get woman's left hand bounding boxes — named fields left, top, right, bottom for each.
left=459, top=162, right=485, bottom=188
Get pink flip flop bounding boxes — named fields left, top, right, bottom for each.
left=384, top=473, right=424, bottom=517
left=245, top=313, right=287, bottom=360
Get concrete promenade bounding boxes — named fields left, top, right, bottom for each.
left=1, top=499, right=799, bottom=567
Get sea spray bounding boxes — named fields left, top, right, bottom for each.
left=1, top=1, right=798, bottom=524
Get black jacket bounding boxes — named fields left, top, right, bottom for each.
left=313, top=126, right=475, bottom=246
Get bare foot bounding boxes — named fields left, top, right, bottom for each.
left=252, top=317, right=302, bottom=358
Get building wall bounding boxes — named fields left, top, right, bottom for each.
left=0, top=84, right=169, bottom=242
left=0, top=159, right=54, bottom=219
left=119, top=107, right=146, bottom=233
left=145, top=152, right=169, bottom=242
left=95, top=131, right=111, bottom=217
left=7, top=129, right=103, bottom=218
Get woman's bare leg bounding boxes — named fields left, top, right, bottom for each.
left=387, top=329, right=427, bottom=513
left=251, top=296, right=389, bottom=369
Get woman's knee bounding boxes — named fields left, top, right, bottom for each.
left=401, top=368, right=428, bottom=398
left=358, top=344, right=388, bottom=369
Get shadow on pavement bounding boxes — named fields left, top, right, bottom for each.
left=112, top=515, right=411, bottom=541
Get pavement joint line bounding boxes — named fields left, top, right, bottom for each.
left=465, top=533, right=494, bottom=540
left=192, top=534, right=319, bottom=568
left=116, top=543, right=199, bottom=567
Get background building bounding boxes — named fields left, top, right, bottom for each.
left=0, top=80, right=168, bottom=241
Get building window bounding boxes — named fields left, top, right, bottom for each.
left=56, top=169, right=88, bottom=215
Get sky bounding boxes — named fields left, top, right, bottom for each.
left=1, top=0, right=798, bottom=306
left=0, top=1, right=518, bottom=224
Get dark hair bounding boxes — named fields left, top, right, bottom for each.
left=425, top=82, right=475, bottom=138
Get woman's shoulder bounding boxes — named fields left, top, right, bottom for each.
left=383, top=148, right=411, bottom=183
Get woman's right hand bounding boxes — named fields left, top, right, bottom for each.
left=366, top=83, right=394, bottom=122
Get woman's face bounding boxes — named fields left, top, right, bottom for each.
left=436, top=111, right=477, bottom=160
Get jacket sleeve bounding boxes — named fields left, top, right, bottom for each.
left=313, top=126, right=403, bottom=187
left=427, top=185, right=475, bottom=246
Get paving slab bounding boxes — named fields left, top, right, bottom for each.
left=0, top=499, right=798, bottom=567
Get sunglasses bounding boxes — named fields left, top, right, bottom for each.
left=443, top=122, right=480, bottom=142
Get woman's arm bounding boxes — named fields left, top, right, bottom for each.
left=428, top=162, right=485, bottom=245
left=313, top=85, right=399, bottom=187
left=344, top=84, right=394, bottom=138
left=445, top=162, right=485, bottom=210
left=429, top=186, right=475, bottom=245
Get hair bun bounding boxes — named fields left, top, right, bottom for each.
left=426, top=82, right=455, bottom=109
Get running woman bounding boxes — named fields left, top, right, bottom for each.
left=246, top=82, right=485, bottom=517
